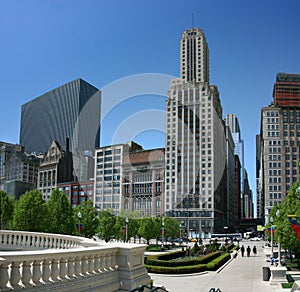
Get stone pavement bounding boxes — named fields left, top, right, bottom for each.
left=149, top=240, right=280, bottom=292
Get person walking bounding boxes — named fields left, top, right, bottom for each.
left=240, top=245, right=245, bottom=257
left=246, top=246, right=251, bottom=257
left=253, top=245, right=257, bottom=256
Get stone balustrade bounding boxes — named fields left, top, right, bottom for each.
left=0, top=230, right=150, bottom=291
left=0, top=230, right=83, bottom=250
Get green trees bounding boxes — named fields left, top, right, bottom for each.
left=164, top=216, right=180, bottom=239
left=74, top=200, right=99, bottom=238
left=10, top=189, right=97, bottom=237
left=138, top=217, right=160, bottom=244
left=12, top=189, right=46, bottom=232
left=98, top=209, right=116, bottom=242
left=0, top=190, right=14, bottom=229
left=7, top=187, right=182, bottom=244
left=267, top=181, right=300, bottom=259
left=45, top=189, right=75, bottom=235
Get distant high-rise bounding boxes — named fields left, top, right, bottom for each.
left=257, top=72, right=300, bottom=222
left=225, top=114, right=245, bottom=217
left=165, top=28, right=233, bottom=234
left=20, top=78, right=101, bottom=155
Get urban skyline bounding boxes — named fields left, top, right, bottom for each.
left=1, top=1, right=300, bottom=213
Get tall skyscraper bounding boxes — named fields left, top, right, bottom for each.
left=165, top=28, right=233, bottom=235
left=225, top=114, right=245, bottom=218
left=20, top=78, right=101, bottom=155
left=257, top=73, right=300, bottom=222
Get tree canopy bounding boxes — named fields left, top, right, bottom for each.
left=0, top=190, right=14, bottom=229
left=45, top=189, right=75, bottom=235
left=73, top=200, right=99, bottom=238
left=12, top=189, right=46, bottom=232
left=267, top=181, right=300, bottom=252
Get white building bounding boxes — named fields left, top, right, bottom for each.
left=165, top=28, right=233, bottom=235
left=94, top=141, right=142, bottom=215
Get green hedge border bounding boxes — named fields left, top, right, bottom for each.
left=146, top=251, right=222, bottom=267
left=145, top=252, right=231, bottom=274
left=145, top=243, right=238, bottom=274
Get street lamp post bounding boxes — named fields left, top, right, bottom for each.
left=276, top=210, right=281, bottom=266
left=161, top=216, right=165, bottom=248
left=77, top=211, right=82, bottom=236
left=125, top=217, right=129, bottom=242
left=270, top=217, right=274, bottom=257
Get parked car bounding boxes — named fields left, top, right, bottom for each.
left=249, top=237, right=261, bottom=241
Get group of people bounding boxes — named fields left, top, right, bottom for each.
left=240, top=245, right=257, bottom=257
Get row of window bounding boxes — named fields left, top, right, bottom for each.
left=97, top=148, right=121, bottom=157
left=96, top=162, right=121, bottom=169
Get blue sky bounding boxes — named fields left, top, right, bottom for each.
left=1, top=0, right=300, bottom=206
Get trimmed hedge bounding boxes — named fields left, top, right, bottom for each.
left=146, top=251, right=222, bottom=268
left=206, top=253, right=231, bottom=270
left=145, top=263, right=206, bottom=274
left=145, top=252, right=231, bottom=274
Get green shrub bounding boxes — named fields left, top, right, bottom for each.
left=225, top=243, right=235, bottom=253
left=146, top=251, right=222, bottom=268
left=145, top=252, right=230, bottom=274
left=145, top=263, right=206, bottom=274
left=206, top=253, right=231, bottom=271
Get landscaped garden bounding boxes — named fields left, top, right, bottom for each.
left=145, top=241, right=239, bottom=274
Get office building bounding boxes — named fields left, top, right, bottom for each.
left=20, top=78, right=101, bottom=158
left=225, top=114, right=254, bottom=219
left=0, top=141, right=40, bottom=198
left=38, top=140, right=73, bottom=200
left=0, top=142, right=25, bottom=189
left=257, top=72, right=300, bottom=222
left=122, top=148, right=165, bottom=217
left=58, top=180, right=94, bottom=207
left=165, top=28, right=233, bottom=235
left=94, top=141, right=142, bottom=215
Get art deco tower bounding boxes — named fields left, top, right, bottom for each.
left=165, top=28, right=232, bottom=235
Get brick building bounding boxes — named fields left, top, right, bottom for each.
left=122, top=148, right=165, bottom=217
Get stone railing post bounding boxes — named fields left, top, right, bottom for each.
left=0, top=261, right=9, bottom=291
left=10, top=261, right=21, bottom=289
left=41, top=259, right=51, bottom=284
left=59, top=258, right=67, bottom=280
left=50, top=258, right=59, bottom=282
left=21, top=260, right=32, bottom=287
left=66, top=257, right=75, bottom=279
left=74, top=256, right=82, bottom=277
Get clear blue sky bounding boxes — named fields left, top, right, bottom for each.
left=1, top=0, right=300, bottom=207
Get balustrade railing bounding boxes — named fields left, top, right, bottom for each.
left=0, top=230, right=150, bottom=291
left=0, top=230, right=83, bottom=250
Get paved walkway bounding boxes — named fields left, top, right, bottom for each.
left=149, top=240, right=280, bottom=292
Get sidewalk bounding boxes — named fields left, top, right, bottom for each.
left=149, top=240, right=279, bottom=292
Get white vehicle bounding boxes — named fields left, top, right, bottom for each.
left=249, top=237, right=261, bottom=241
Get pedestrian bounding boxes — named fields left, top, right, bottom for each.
left=253, top=245, right=257, bottom=256
left=246, top=246, right=251, bottom=257
left=241, top=245, right=245, bottom=257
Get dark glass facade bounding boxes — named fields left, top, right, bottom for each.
left=20, top=78, right=101, bottom=154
